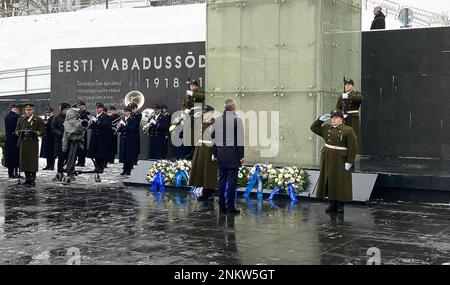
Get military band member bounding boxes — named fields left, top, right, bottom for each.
left=15, top=103, right=45, bottom=187
left=52, top=103, right=70, bottom=175
left=87, top=103, right=112, bottom=173
left=147, top=104, right=170, bottom=159
left=189, top=105, right=218, bottom=201
left=40, top=107, right=55, bottom=170
left=336, top=78, right=363, bottom=154
left=161, top=104, right=170, bottom=158
left=182, top=80, right=205, bottom=159
left=76, top=100, right=90, bottom=167
left=4, top=104, right=21, bottom=179
left=118, top=106, right=139, bottom=176
left=129, top=102, right=142, bottom=165
left=310, top=110, right=357, bottom=213
left=108, top=105, right=121, bottom=164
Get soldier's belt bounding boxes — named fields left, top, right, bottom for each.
left=347, top=110, right=359, bottom=114
left=325, top=144, right=347, bottom=151
left=198, top=140, right=212, bottom=144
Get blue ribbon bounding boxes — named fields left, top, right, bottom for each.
left=287, top=183, right=298, bottom=202
left=243, top=166, right=263, bottom=198
left=175, top=169, right=189, bottom=187
left=151, top=191, right=164, bottom=204
left=151, top=171, right=166, bottom=193
left=288, top=200, right=297, bottom=214
left=268, top=187, right=282, bottom=201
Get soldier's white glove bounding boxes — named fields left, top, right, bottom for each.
left=345, top=163, right=352, bottom=171
left=344, top=114, right=349, bottom=119
left=319, top=114, right=332, bottom=122
left=211, top=154, right=217, bottom=162
left=342, top=93, right=349, bottom=99
left=150, top=119, right=157, bottom=125
left=186, top=90, right=194, bottom=97
left=184, top=109, right=191, bottom=114
left=91, top=117, right=98, bottom=123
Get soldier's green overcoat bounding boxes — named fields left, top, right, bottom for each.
left=310, top=119, right=357, bottom=202
left=15, top=115, right=45, bottom=172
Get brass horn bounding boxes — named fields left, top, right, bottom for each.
left=124, top=90, right=145, bottom=111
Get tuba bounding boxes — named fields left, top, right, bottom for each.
left=124, top=90, right=145, bottom=111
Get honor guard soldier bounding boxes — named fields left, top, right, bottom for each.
left=4, top=104, right=21, bottom=178
left=129, top=102, right=142, bottom=165
left=182, top=80, right=205, bottom=159
left=108, top=105, right=121, bottom=164
left=118, top=106, right=139, bottom=175
left=15, top=103, right=45, bottom=187
left=146, top=104, right=170, bottom=159
left=189, top=105, right=218, bottom=201
left=40, top=107, right=56, bottom=170
left=87, top=103, right=112, bottom=173
left=336, top=78, right=363, bottom=154
left=310, top=110, right=357, bottom=213
left=76, top=100, right=90, bottom=167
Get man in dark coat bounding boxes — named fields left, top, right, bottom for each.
left=108, top=105, right=121, bottom=164
left=76, top=101, right=90, bottom=167
left=212, top=99, right=245, bottom=215
left=129, top=103, right=142, bottom=164
left=40, top=107, right=55, bottom=170
left=336, top=78, right=363, bottom=154
left=371, top=6, right=386, bottom=30
left=87, top=102, right=112, bottom=173
left=15, top=103, right=45, bottom=187
left=4, top=104, right=21, bottom=178
left=310, top=110, right=357, bottom=213
left=146, top=104, right=170, bottom=159
left=118, top=106, right=139, bottom=175
left=52, top=103, right=70, bottom=175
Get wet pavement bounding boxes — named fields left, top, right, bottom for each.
left=0, top=159, right=450, bottom=265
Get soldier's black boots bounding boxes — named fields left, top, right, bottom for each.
left=325, top=200, right=338, bottom=213
left=227, top=208, right=241, bottom=215
left=337, top=202, right=345, bottom=213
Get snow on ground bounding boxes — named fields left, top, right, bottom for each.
left=0, top=3, right=206, bottom=71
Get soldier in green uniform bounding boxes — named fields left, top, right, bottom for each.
left=189, top=105, right=217, bottom=201
left=310, top=110, right=357, bottom=213
left=336, top=78, right=363, bottom=154
left=181, top=80, right=205, bottom=159
left=15, top=103, right=45, bottom=187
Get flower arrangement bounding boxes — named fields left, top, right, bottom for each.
left=248, top=163, right=274, bottom=188
left=266, top=166, right=310, bottom=194
left=146, top=160, right=176, bottom=185
left=237, top=166, right=250, bottom=187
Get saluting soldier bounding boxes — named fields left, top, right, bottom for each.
left=4, top=104, right=21, bottom=179
left=182, top=80, right=205, bottom=159
left=108, top=105, right=121, bottom=164
left=117, top=106, right=139, bottom=176
left=87, top=103, right=112, bottom=173
left=310, top=110, right=357, bottom=213
left=40, top=107, right=56, bottom=170
left=15, top=103, right=45, bottom=187
left=146, top=104, right=170, bottom=159
left=76, top=101, right=90, bottom=167
left=189, top=105, right=218, bottom=201
left=336, top=78, right=363, bottom=154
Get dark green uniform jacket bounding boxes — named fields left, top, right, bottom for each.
left=311, top=119, right=357, bottom=202
left=189, top=118, right=218, bottom=189
left=15, top=115, right=45, bottom=173
left=336, top=90, right=363, bottom=154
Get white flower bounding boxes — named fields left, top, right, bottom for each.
left=284, top=174, right=290, bottom=179
left=238, top=174, right=243, bottom=179
left=290, top=178, right=296, bottom=183
left=278, top=174, right=283, bottom=179
left=277, top=181, right=283, bottom=186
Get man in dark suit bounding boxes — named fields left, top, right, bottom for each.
left=146, top=104, right=170, bottom=159
left=212, top=99, right=245, bottom=215
left=4, top=104, right=21, bottom=178
left=52, top=103, right=70, bottom=175
left=40, top=107, right=56, bottom=170
left=87, top=103, right=112, bottom=173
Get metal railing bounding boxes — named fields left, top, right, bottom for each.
left=0, top=0, right=205, bottom=17
left=0, top=66, right=50, bottom=96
